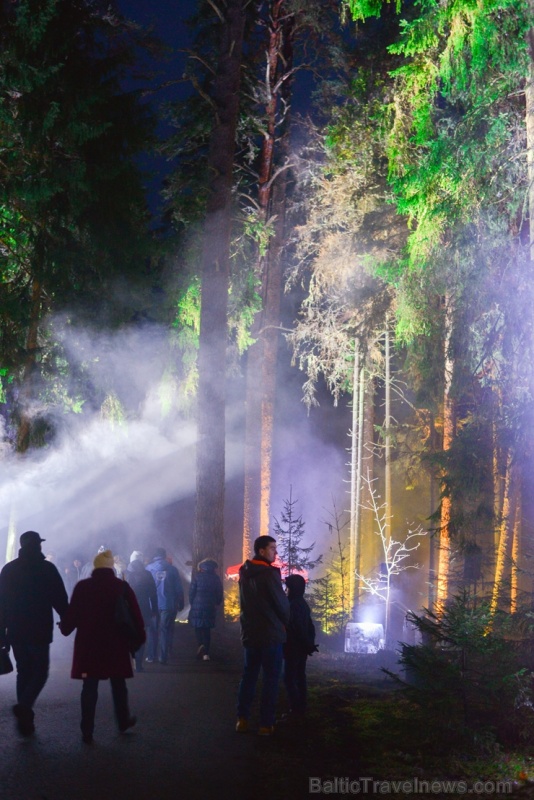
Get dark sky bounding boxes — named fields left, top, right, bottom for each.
left=118, top=0, right=198, bottom=218
left=120, top=0, right=197, bottom=45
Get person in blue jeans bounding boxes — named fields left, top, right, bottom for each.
left=236, top=536, right=290, bottom=736
left=145, top=548, right=184, bottom=664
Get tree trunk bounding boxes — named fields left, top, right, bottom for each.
left=349, top=341, right=360, bottom=613
left=354, top=363, right=366, bottom=613
left=259, top=165, right=287, bottom=535
left=384, top=318, right=392, bottom=540
left=242, top=2, right=293, bottom=552
left=194, top=0, right=247, bottom=572
left=16, top=276, right=43, bottom=453
left=490, top=453, right=519, bottom=615
left=436, top=297, right=455, bottom=609
left=361, top=375, right=375, bottom=583
left=510, top=487, right=521, bottom=613
left=427, top=412, right=438, bottom=608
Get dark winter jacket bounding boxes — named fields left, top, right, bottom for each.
left=285, top=577, right=316, bottom=657
left=60, top=568, right=145, bottom=680
left=188, top=560, right=223, bottom=629
left=0, top=545, right=68, bottom=646
left=125, top=560, right=158, bottom=625
left=239, top=558, right=290, bottom=648
left=146, top=557, right=184, bottom=613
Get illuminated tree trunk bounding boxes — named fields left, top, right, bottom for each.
left=349, top=355, right=366, bottom=615
left=436, top=298, right=455, bottom=609
left=243, top=163, right=288, bottom=553
left=492, top=409, right=504, bottom=562
left=427, top=412, right=439, bottom=608
left=16, top=276, right=43, bottom=453
left=490, top=454, right=519, bottom=615
left=194, top=0, right=247, bottom=572
left=361, top=375, right=375, bottom=581
left=242, top=2, right=293, bottom=554
left=259, top=168, right=287, bottom=533
left=510, top=489, right=521, bottom=613
left=349, top=342, right=360, bottom=612
left=243, top=343, right=262, bottom=556
left=384, top=318, right=392, bottom=540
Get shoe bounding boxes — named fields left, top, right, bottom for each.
left=145, top=657, right=154, bottom=663
left=135, top=666, right=144, bottom=673
left=202, top=654, right=210, bottom=661
left=14, top=705, right=35, bottom=736
left=258, top=726, right=275, bottom=736
left=196, top=645, right=206, bottom=660
left=119, top=716, right=137, bottom=733
left=235, top=717, right=248, bottom=733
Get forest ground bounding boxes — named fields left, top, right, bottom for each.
left=0, top=620, right=533, bottom=799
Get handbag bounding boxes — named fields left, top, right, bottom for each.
left=115, top=583, right=140, bottom=651
left=0, top=647, right=13, bottom=676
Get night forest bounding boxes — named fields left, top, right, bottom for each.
left=2, top=0, right=534, bottom=666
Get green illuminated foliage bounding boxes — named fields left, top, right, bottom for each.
left=0, top=0, right=156, bottom=448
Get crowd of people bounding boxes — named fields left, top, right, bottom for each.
left=0, top=530, right=316, bottom=743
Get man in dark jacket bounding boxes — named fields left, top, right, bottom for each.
left=0, top=530, right=68, bottom=735
left=125, top=551, right=157, bottom=672
left=236, top=535, right=290, bottom=736
left=145, top=547, right=184, bottom=664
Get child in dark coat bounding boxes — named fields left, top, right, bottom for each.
left=283, top=574, right=318, bottom=721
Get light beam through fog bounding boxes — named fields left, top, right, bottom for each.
left=0, top=320, right=208, bottom=571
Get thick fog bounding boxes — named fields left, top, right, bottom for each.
left=1, top=321, right=207, bottom=573
left=0, top=316, right=351, bottom=586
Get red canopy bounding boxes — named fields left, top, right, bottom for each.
left=225, top=559, right=308, bottom=582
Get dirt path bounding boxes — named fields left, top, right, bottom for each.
left=0, top=622, right=382, bottom=800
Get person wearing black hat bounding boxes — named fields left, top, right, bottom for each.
left=0, top=530, right=68, bottom=735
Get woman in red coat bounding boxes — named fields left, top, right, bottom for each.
left=60, top=549, right=145, bottom=744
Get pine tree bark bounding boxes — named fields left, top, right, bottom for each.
left=490, top=453, right=520, bottom=615
left=16, top=276, right=43, bottom=453
left=427, top=412, right=438, bottom=608
left=510, top=488, right=521, bottom=613
left=436, top=297, right=455, bottom=609
left=194, top=0, right=247, bottom=572
left=242, top=2, right=293, bottom=554
left=349, top=342, right=360, bottom=612
left=384, top=318, right=392, bottom=540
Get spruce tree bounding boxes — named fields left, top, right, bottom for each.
left=272, top=488, right=322, bottom=574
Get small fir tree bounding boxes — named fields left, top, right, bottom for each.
left=309, top=573, right=340, bottom=634
left=273, top=488, right=322, bottom=575
left=310, top=501, right=351, bottom=634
